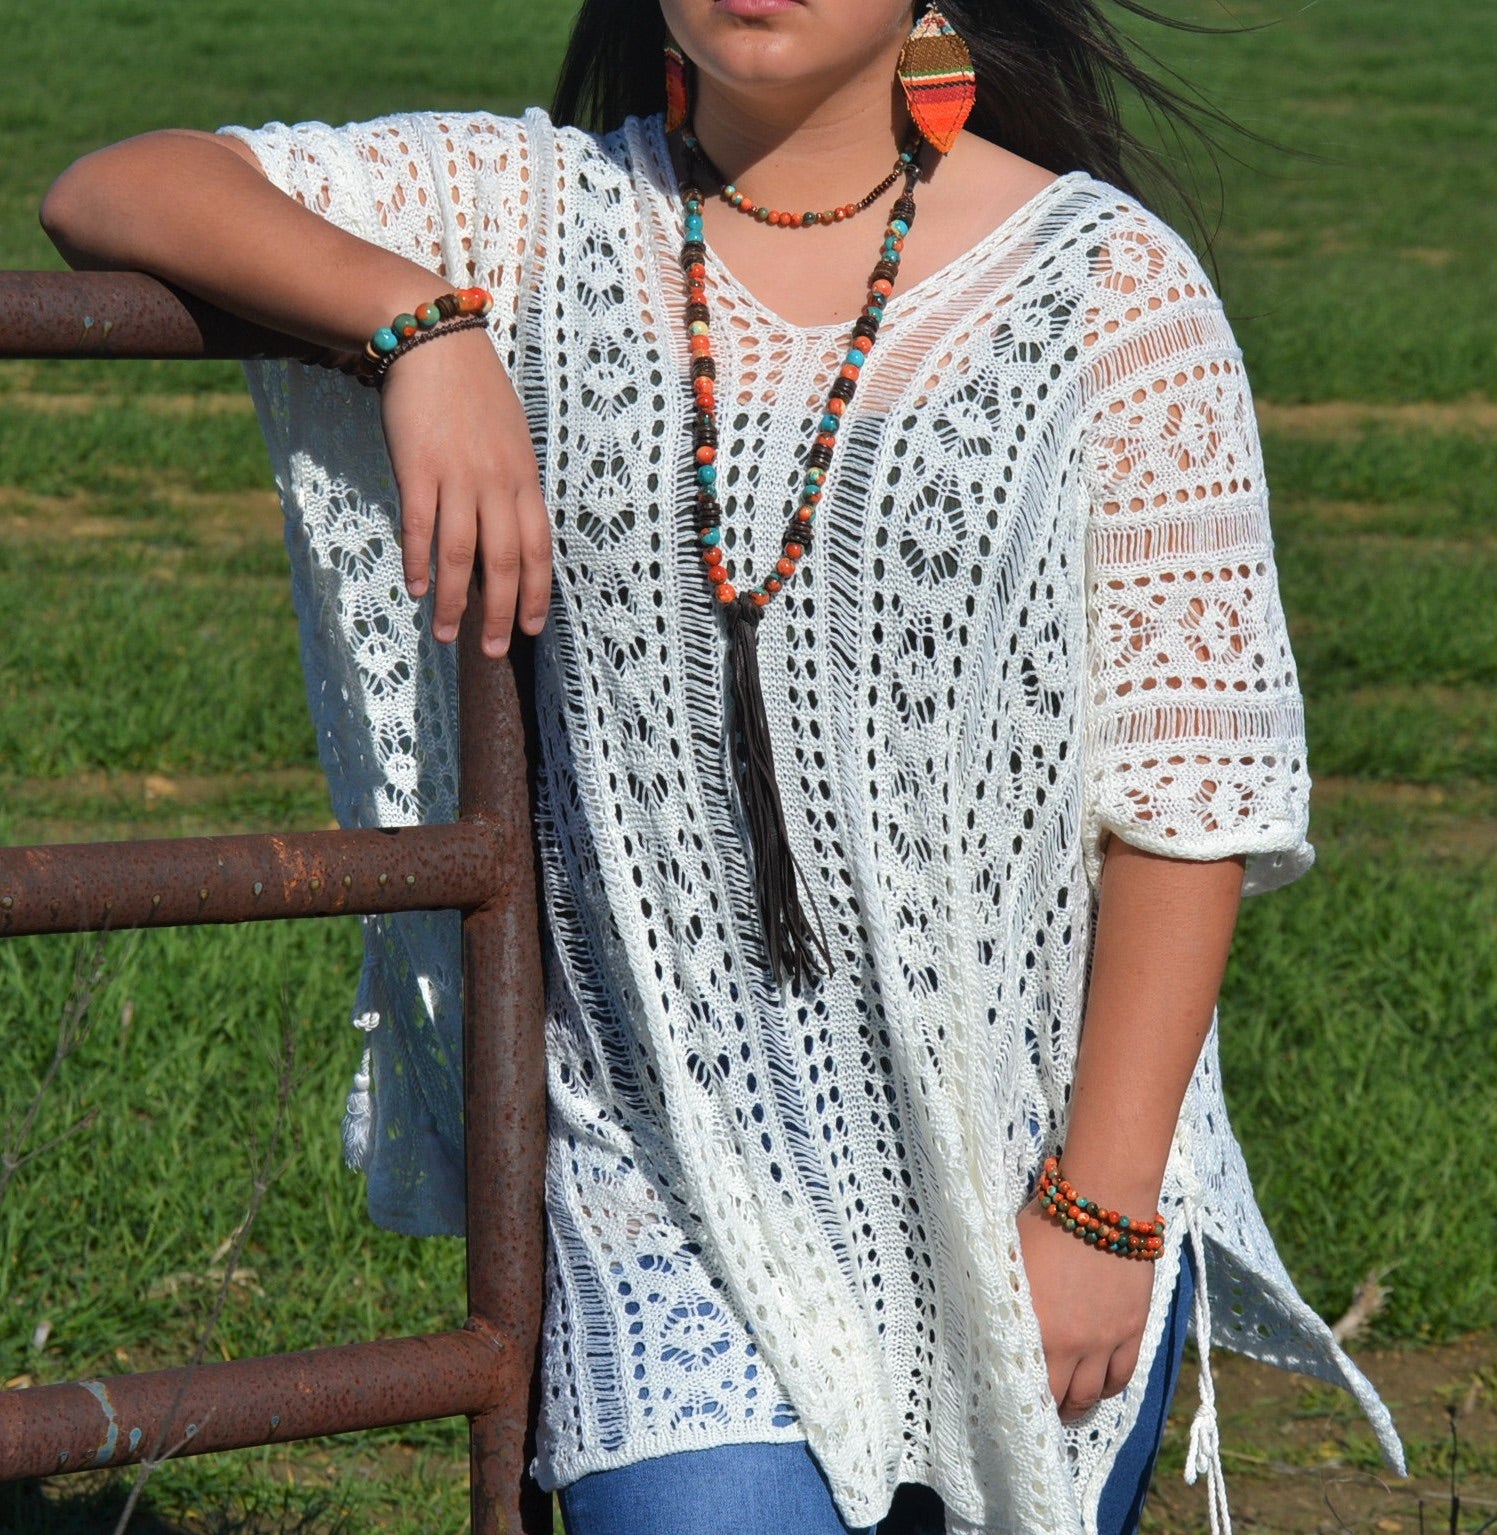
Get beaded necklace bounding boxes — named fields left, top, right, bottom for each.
left=704, top=137, right=915, bottom=229
left=678, top=127, right=923, bottom=988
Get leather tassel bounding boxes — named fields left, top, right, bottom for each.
left=724, top=594, right=833, bottom=988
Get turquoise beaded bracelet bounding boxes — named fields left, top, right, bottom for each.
left=355, top=286, right=495, bottom=389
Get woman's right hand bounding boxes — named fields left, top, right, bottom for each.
left=377, top=324, right=552, bottom=659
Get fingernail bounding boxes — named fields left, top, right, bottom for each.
left=483, top=637, right=509, bottom=659
left=408, top=580, right=428, bottom=598
left=434, top=622, right=457, bottom=643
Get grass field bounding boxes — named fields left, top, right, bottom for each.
left=1, top=0, right=1493, bottom=1530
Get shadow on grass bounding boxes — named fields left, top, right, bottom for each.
left=0, top=1476, right=350, bottom=1535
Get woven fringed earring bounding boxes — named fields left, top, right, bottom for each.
left=664, top=40, right=690, bottom=134
left=897, top=5, right=976, bottom=155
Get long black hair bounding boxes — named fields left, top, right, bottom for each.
left=552, top=0, right=1263, bottom=253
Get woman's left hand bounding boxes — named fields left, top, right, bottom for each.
left=1016, top=1193, right=1159, bottom=1423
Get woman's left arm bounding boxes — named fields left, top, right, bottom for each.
left=1018, top=835, right=1244, bottom=1422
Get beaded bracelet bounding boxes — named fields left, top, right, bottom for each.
left=353, top=286, right=495, bottom=389
left=1036, top=1157, right=1167, bottom=1260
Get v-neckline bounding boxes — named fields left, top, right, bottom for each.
left=643, top=114, right=1086, bottom=340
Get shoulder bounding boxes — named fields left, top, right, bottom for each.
left=1046, top=175, right=1222, bottom=309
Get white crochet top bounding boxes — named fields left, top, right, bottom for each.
left=216, top=106, right=1404, bottom=1534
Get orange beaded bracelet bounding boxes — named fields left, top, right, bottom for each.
left=1036, top=1157, right=1167, bottom=1260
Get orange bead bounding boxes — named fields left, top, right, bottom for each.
left=795, top=507, right=814, bottom=522
left=833, top=207, right=847, bottom=223
left=816, top=432, right=837, bottom=447
left=853, top=336, right=873, bottom=354
left=696, top=446, right=716, bottom=464
left=703, top=548, right=722, bottom=566
left=784, top=542, right=804, bottom=559
left=708, top=564, right=729, bottom=584
left=750, top=590, right=771, bottom=606
left=690, top=337, right=712, bottom=357
left=717, top=583, right=737, bottom=603
left=872, top=278, right=894, bottom=297
left=804, top=490, right=822, bottom=504
left=827, top=398, right=846, bottom=415
left=839, top=366, right=859, bottom=381
left=689, top=262, right=706, bottom=281
left=776, top=556, right=797, bottom=577
left=764, top=577, right=783, bottom=592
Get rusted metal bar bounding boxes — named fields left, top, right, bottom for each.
left=0, top=1329, right=504, bottom=1481
left=0, top=271, right=326, bottom=362
left=0, top=821, right=503, bottom=937
left=457, top=603, right=551, bottom=1535
left=0, top=276, right=552, bottom=1532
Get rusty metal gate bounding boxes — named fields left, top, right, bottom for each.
left=0, top=271, right=550, bottom=1534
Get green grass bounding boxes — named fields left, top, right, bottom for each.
left=1, top=0, right=1493, bottom=1529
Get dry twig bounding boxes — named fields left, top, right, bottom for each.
left=110, top=1008, right=300, bottom=1535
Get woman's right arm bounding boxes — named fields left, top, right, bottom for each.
left=39, top=129, right=551, bottom=656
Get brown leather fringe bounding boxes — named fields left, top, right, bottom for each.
left=724, top=594, right=833, bottom=988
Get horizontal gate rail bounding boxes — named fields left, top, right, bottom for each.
left=0, top=821, right=511, bottom=935
left=0, top=270, right=550, bottom=1534
left=0, top=1329, right=506, bottom=1481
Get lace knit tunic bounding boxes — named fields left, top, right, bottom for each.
left=216, top=106, right=1405, bottom=1534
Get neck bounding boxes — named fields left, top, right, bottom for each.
left=687, top=53, right=911, bottom=209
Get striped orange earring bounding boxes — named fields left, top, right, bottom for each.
left=896, top=6, right=976, bottom=155
left=664, top=40, right=689, bottom=134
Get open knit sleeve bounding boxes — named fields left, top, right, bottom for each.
left=213, top=107, right=536, bottom=370
left=1076, top=209, right=1313, bottom=899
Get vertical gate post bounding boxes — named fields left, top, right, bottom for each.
left=457, top=603, right=550, bottom=1535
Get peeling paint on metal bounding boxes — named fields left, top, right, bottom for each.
left=81, top=1381, right=119, bottom=1465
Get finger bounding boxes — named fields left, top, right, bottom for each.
left=513, top=481, right=553, bottom=636
left=1102, top=1340, right=1141, bottom=1401
left=1047, top=1351, right=1077, bottom=1419
left=477, top=495, right=523, bottom=658
left=432, top=489, right=477, bottom=644
left=400, top=477, right=437, bottom=600
left=1059, top=1356, right=1107, bottom=1424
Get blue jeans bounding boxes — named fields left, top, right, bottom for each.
left=558, top=1240, right=1198, bottom=1535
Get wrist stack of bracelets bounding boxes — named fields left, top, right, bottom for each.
left=1036, top=1156, right=1167, bottom=1260
left=352, top=286, right=495, bottom=389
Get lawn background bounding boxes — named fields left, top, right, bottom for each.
left=1, top=1, right=1493, bottom=1530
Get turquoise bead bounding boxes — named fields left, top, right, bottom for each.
left=806, top=468, right=826, bottom=484
left=891, top=218, right=910, bottom=236
left=820, top=414, right=839, bottom=433
left=371, top=327, right=399, bottom=354
left=697, top=466, right=717, bottom=485
left=845, top=351, right=864, bottom=368
left=686, top=217, right=704, bottom=240
left=700, top=527, right=721, bottom=547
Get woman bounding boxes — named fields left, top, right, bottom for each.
left=39, top=2, right=1404, bottom=1531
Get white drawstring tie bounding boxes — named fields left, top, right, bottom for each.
left=1181, top=1190, right=1233, bottom=1535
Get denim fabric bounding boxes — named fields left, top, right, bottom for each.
left=557, top=1241, right=1197, bottom=1535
